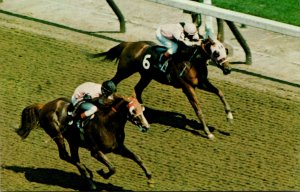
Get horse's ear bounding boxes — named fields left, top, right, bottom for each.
left=208, top=36, right=215, bottom=44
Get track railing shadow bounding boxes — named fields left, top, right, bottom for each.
left=0, top=9, right=123, bottom=43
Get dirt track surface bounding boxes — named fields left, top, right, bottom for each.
left=1, top=1, right=300, bottom=191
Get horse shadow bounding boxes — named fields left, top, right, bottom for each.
left=2, top=165, right=128, bottom=191
left=144, top=107, right=230, bottom=138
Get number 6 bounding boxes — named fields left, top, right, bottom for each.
left=142, top=54, right=151, bottom=70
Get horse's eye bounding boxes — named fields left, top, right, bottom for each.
left=225, top=48, right=229, bottom=55
left=132, top=108, right=137, bottom=115
left=213, top=51, right=220, bottom=58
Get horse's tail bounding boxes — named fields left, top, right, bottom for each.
left=86, top=42, right=129, bottom=62
left=16, top=103, right=44, bottom=139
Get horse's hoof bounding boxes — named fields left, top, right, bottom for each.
left=227, top=118, right=234, bottom=124
left=96, top=169, right=107, bottom=178
left=208, top=133, right=215, bottom=140
left=227, top=112, right=233, bottom=121
left=147, top=179, right=155, bottom=188
left=87, top=180, right=97, bottom=190
left=97, top=169, right=114, bottom=179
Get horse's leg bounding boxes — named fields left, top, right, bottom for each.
left=69, top=143, right=96, bottom=190
left=110, top=60, right=137, bottom=85
left=114, top=145, right=154, bottom=187
left=42, top=123, right=72, bottom=162
left=182, top=83, right=215, bottom=139
left=134, top=77, right=152, bottom=104
left=199, top=80, right=233, bottom=122
left=52, top=134, right=71, bottom=162
left=91, top=150, right=116, bottom=179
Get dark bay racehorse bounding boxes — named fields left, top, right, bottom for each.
left=16, top=96, right=153, bottom=190
left=89, top=38, right=233, bottom=139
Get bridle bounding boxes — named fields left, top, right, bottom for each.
left=110, top=97, right=141, bottom=119
left=200, top=39, right=229, bottom=67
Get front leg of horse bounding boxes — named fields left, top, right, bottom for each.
left=183, top=85, right=215, bottom=139
left=215, top=89, right=233, bottom=123
left=220, top=90, right=234, bottom=123
left=115, top=145, right=154, bottom=187
left=201, top=80, right=233, bottom=123
left=91, top=150, right=116, bottom=179
left=196, top=110, right=215, bottom=140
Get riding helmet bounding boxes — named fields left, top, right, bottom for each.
left=184, top=23, right=197, bottom=35
left=101, top=80, right=117, bottom=96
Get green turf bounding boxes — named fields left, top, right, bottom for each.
left=213, top=0, right=300, bottom=26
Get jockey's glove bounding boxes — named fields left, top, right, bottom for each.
left=83, top=94, right=92, bottom=101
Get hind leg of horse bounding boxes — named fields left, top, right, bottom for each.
left=43, top=124, right=71, bottom=162
left=91, top=150, right=116, bottom=179
left=182, top=83, right=215, bottom=139
left=199, top=80, right=233, bottom=122
left=52, top=134, right=72, bottom=162
left=134, top=77, right=152, bottom=104
left=110, top=61, right=137, bottom=85
left=114, top=145, right=154, bottom=186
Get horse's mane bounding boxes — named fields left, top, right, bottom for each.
left=173, top=43, right=199, bottom=63
left=94, top=94, right=128, bottom=115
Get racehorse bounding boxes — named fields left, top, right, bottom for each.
left=89, top=38, right=233, bottom=139
left=16, top=96, right=153, bottom=190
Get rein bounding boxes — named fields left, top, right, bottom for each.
left=110, top=98, right=125, bottom=113
left=179, top=47, right=200, bottom=77
left=201, top=40, right=211, bottom=57
left=109, top=97, right=135, bottom=114
left=200, top=40, right=229, bottom=65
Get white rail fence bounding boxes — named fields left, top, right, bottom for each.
left=146, top=0, right=300, bottom=38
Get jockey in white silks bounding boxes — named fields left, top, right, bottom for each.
left=155, top=22, right=201, bottom=69
left=70, top=80, right=116, bottom=129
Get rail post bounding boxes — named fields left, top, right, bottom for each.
left=189, top=0, right=252, bottom=64
left=106, top=0, right=125, bottom=33
left=225, top=20, right=252, bottom=65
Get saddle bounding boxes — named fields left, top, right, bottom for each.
left=142, top=45, right=172, bottom=82
left=66, top=100, right=92, bottom=140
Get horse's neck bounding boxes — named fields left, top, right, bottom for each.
left=200, top=40, right=212, bottom=59
left=101, top=98, right=128, bottom=123
left=175, top=47, right=196, bottom=62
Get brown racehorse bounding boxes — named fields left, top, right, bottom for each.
left=89, top=38, right=233, bottom=139
left=16, top=96, right=153, bottom=190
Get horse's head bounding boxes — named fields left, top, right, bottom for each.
left=201, top=38, right=231, bottom=75
left=126, top=96, right=150, bottom=132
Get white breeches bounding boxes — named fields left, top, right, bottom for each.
left=156, top=28, right=178, bottom=55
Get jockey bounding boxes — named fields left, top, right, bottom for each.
left=155, top=22, right=201, bottom=68
left=70, top=80, right=117, bottom=129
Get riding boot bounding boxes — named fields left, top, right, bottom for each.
left=76, top=112, right=86, bottom=141
left=77, top=112, right=95, bottom=140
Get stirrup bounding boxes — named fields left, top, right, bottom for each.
left=68, top=120, right=73, bottom=125
left=160, top=62, right=168, bottom=72
left=76, top=120, right=83, bottom=129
